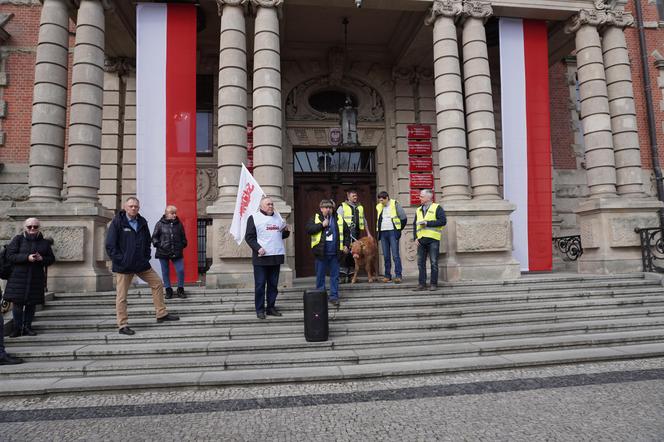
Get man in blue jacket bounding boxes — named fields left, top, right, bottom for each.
left=105, top=197, right=179, bottom=335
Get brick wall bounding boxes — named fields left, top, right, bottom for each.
left=549, top=61, right=577, bottom=170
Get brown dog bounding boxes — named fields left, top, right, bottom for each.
left=350, top=236, right=377, bottom=283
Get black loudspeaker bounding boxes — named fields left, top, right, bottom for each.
left=303, top=289, right=329, bottom=342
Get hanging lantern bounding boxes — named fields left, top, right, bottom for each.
left=340, top=96, right=358, bottom=146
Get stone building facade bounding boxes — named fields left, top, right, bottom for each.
left=0, top=0, right=663, bottom=291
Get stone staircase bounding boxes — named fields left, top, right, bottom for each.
left=2, top=273, right=664, bottom=396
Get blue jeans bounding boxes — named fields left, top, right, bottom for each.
left=315, top=254, right=340, bottom=301
left=380, top=230, right=402, bottom=279
left=417, top=239, right=440, bottom=287
left=12, top=304, right=36, bottom=331
left=253, top=264, right=280, bottom=313
left=159, top=258, right=184, bottom=288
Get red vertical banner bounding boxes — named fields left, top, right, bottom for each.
left=165, top=4, right=198, bottom=283
left=524, top=20, right=552, bottom=271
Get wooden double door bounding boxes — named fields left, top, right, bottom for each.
left=293, top=173, right=376, bottom=277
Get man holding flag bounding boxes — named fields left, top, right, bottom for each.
left=231, top=165, right=289, bottom=320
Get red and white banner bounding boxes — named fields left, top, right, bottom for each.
left=136, top=3, right=198, bottom=282
left=230, top=164, right=284, bottom=245
left=500, top=18, right=552, bottom=272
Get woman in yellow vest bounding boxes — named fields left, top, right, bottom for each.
left=412, top=189, right=446, bottom=291
left=306, top=199, right=350, bottom=306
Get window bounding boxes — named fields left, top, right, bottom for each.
left=309, top=90, right=358, bottom=114
left=294, top=149, right=375, bottom=173
left=196, top=75, right=214, bottom=156
left=659, top=0, right=664, bottom=21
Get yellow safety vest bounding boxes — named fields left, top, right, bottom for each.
left=310, top=213, right=345, bottom=250
left=376, top=201, right=402, bottom=232
left=341, top=202, right=364, bottom=231
left=416, top=203, right=443, bottom=241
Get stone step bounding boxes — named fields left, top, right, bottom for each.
left=2, top=329, right=663, bottom=378
left=11, top=315, right=664, bottom=347
left=3, top=341, right=663, bottom=397
left=43, top=285, right=664, bottom=309
left=30, top=294, right=664, bottom=322
left=50, top=275, right=656, bottom=300
left=27, top=305, right=664, bottom=335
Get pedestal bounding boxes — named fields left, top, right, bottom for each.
left=5, top=202, right=114, bottom=292
left=576, top=197, right=663, bottom=274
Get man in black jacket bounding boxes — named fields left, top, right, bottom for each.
left=305, top=199, right=350, bottom=306
left=105, top=197, right=179, bottom=335
left=245, top=196, right=290, bottom=319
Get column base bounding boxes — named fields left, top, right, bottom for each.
left=439, top=199, right=521, bottom=281
left=5, top=201, right=114, bottom=292
left=205, top=200, right=294, bottom=288
left=575, top=197, right=663, bottom=274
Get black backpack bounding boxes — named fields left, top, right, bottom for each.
left=0, top=243, right=12, bottom=280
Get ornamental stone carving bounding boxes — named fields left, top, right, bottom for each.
left=462, top=1, right=492, bottom=21
left=285, top=76, right=385, bottom=122
left=42, top=226, right=85, bottom=262
left=610, top=216, right=656, bottom=247
left=215, top=0, right=247, bottom=15
left=392, top=67, right=415, bottom=83
left=604, top=9, right=634, bottom=29
left=565, top=9, right=608, bottom=34
left=216, top=224, right=252, bottom=258
left=456, top=219, right=510, bottom=252
left=425, top=0, right=462, bottom=26
left=0, top=222, right=19, bottom=241
left=104, top=57, right=135, bottom=76
left=197, top=167, right=219, bottom=202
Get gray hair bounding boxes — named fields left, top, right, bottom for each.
left=419, top=189, right=434, bottom=198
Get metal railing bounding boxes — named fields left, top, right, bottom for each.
left=197, top=218, right=213, bottom=274
left=635, top=227, right=664, bottom=273
left=552, top=235, right=583, bottom=261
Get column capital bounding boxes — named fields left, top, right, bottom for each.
left=104, top=56, right=135, bottom=76
left=250, top=0, right=283, bottom=8
left=215, top=0, right=248, bottom=16
left=604, top=9, right=634, bottom=29
left=462, top=1, right=493, bottom=21
left=565, top=8, right=608, bottom=34
left=425, top=0, right=462, bottom=26
left=392, top=66, right=416, bottom=83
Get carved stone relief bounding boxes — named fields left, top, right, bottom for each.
left=197, top=167, right=219, bottom=203
left=42, top=226, right=86, bottom=262
left=216, top=224, right=252, bottom=258
left=285, top=75, right=385, bottom=122
left=610, top=215, right=657, bottom=247
left=456, top=220, right=510, bottom=252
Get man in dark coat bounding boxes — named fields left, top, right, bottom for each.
left=245, top=196, right=290, bottom=319
left=105, top=197, right=179, bottom=336
left=4, top=217, right=55, bottom=337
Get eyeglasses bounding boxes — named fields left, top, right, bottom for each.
left=26, top=225, right=40, bottom=230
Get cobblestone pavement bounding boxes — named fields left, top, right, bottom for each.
left=1, top=358, right=663, bottom=441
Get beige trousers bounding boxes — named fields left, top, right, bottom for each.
left=115, top=268, right=168, bottom=328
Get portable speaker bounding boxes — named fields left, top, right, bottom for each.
left=303, top=289, right=329, bottom=342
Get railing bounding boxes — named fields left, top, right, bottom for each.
left=552, top=235, right=583, bottom=261
left=635, top=227, right=664, bottom=273
left=197, top=218, right=213, bottom=274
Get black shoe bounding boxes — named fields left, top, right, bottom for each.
left=266, top=307, right=283, bottom=317
left=9, top=328, right=21, bottom=338
left=413, top=285, right=427, bottom=292
left=22, top=327, right=37, bottom=337
left=429, top=285, right=438, bottom=291
left=329, top=299, right=340, bottom=307
left=0, top=353, right=24, bottom=365
left=256, top=311, right=266, bottom=319
left=165, top=288, right=174, bottom=299
left=176, top=287, right=187, bottom=299
left=118, top=326, right=135, bottom=336
left=157, top=313, right=180, bottom=323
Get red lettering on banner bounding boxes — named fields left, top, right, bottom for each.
left=239, top=182, right=255, bottom=217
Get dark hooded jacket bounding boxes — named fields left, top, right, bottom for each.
left=3, top=232, right=55, bottom=305
left=152, top=216, right=187, bottom=260
left=105, top=210, right=152, bottom=274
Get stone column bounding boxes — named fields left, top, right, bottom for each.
left=427, top=0, right=470, bottom=201
left=565, top=8, right=662, bottom=275
left=66, top=0, right=106, bottom=202
left=216, top=0, right=248, bottom=201
left=602, top=10, right=644, bottom=197
left=566, top=9, right=617, bottom=198
left=461, top=1, right=500, bottom=200
left=392, top=67, right=416, bottom=205
left=252, top=0, right=284, bottom=200
left=28, top=0, right=70, bottom=202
